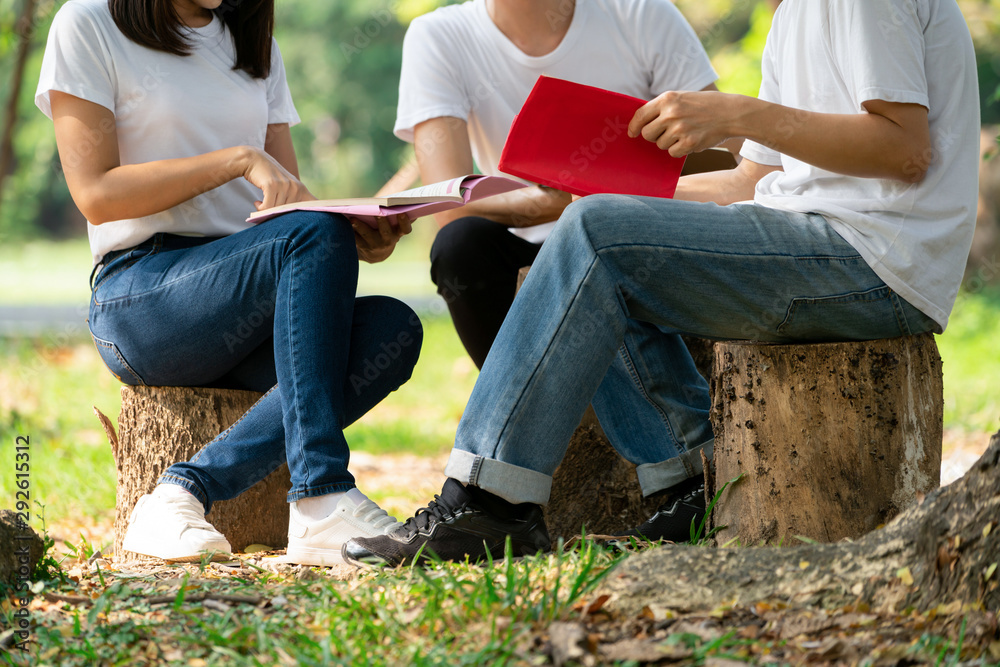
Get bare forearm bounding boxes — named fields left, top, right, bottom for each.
left=731, top=96, right=930, bottom=183
left=674, top=170, right=755, bottom=205
left=71, top=146, right=251, bottom=224
left=434, top=187, right=569, bottom=228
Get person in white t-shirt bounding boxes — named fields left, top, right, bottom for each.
left=36, top=0, right=418, bottom=566
left=397, top=0, right=729, bottom=368
left=392, top=0, right=739, bottom=543
left=343, top=0, right=981, bottom=567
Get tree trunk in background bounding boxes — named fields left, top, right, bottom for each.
left=96, top=386, right=290, bottom=562
left=601, top=430, right=999, bottom=616
left=710, top=334, right=943, bottom=547
left=0, top=0, right=37, bottom=212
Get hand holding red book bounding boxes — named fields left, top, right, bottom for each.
left=498, top=76, right=688, bottom=199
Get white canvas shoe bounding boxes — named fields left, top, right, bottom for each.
left=286, top=488, right=399, bottom=567
left=121, top=485, right=232, bottom=562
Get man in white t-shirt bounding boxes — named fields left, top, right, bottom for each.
left=397, top=0, right=727, bottom=368
left=393, top=0, right=737, bottom=542
left=344, top=0, right=981, bottom=567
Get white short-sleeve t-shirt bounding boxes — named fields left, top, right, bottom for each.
left=36, top=0, right=300, bottom=265
left=396, top=0, right=717, bottom=243
left=740, top=0, right=980, bottom=330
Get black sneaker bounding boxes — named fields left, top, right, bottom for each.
left=342, top=478, right=551, bottom=567
left=615, top=476, right=707, bottom=543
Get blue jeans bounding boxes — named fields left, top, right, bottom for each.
left=444, top=196, right=939, bottom=505
left=89, top=212, right=423, bottom=511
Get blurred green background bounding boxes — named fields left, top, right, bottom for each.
left=1, top=0, right=999, bottom=542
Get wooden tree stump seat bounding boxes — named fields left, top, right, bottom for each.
left=710, top=333, right=943, bottom=546
left=96, top=385, right=290, bottom=562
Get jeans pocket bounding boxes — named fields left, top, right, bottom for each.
left=776, top=286, right=903, bottom=341
left=92, top=237, right=163, bottom=304
left=90, top=333, right=146, bottom=386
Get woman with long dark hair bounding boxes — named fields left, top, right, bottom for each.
left=36, top=0, right=421, bottom=565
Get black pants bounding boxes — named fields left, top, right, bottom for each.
left=430, top=216, right=542, bottom=368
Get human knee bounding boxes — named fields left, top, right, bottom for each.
left=369, top=296, right=423, bottom=381
left=430, top=217, right=502, bottom=280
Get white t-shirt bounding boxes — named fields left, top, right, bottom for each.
left=740, top=0, right=980, bottom=330
left=35, top=0, right=300, bottom=265
left=395, top=0, right=717, bottom=243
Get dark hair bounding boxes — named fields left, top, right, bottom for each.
left=108, top=0, right=274, bottom=79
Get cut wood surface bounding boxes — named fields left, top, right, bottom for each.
left=710, top=334, right=943, bottom=546
left=100, top=385, right=290, bottom=561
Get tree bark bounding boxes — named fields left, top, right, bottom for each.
left=710, top=334, right=943, bottom=546
left=97, top=386, right=290, bottom=562
left=0, top=0, right=37, bottom=211
left=600, top=429, right=1000, bottom=616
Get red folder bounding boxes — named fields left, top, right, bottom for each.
left=498, top=76, right=687, bottom=199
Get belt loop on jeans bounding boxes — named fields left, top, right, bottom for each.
left=89, top=262, right=102, bottom=291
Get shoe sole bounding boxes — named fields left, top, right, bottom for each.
left=285, top=544, right=347, bottom=567
left=120, top=546, right=232, bottom=563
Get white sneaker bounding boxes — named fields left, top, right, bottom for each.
left=286, top=488, right=399, bottom=566
left=121, top=485, right=232, bottom=562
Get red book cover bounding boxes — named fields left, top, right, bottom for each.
left=498, top=76, right=686, bottom=199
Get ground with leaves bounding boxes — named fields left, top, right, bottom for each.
left=2, top=537, right=998, bottom=666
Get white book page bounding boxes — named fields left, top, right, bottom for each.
left=388, top=176, right=464, bottom=200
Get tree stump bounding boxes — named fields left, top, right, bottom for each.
left=515, top=267, right=714, bottom=539
left=710, top=334, right=943, bottom=547
left=95, top=385, right=290, bottom=561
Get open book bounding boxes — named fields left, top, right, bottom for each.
left=498, top=76, right=687, bottom=199
left=248, top=174, right=527, bottom=226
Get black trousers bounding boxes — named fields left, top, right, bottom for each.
left=429, top=216, right=542, bottom=368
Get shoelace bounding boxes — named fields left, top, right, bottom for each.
left=680, top=483, right=705, bottom=504
left=399, top=493, right=466, bottom=538
left=352, top=499, right=398, bottom=530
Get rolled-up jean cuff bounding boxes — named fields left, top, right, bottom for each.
left=635, top=439, right=714, bottom=497
left=445, top=449, right=552, bottom=505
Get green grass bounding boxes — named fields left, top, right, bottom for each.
left=5, top=539, right=626, bottom=666
left=935, top=286, right=1000, bottom=433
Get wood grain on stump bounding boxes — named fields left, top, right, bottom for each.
left=710, top=334, right=943, bottom=546
left=97, top=385, right=290, bottom=561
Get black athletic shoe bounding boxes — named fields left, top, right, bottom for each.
left=342, top=478, right=551, bottom=567
left=615, top=477, right=707, bottom=543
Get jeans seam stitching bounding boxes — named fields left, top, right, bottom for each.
left=91, top=336, right=145, bottom=385
left=777, top=288, right=893, bottom=335
left=616, top=342, right=684, bottom=457
left=92, top=238, right=293, bottom=306
left=193, top=386, right=280, bottom=464
left=493, top=254, right=604, bottom=459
